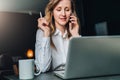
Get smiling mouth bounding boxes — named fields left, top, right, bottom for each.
left=60, top=18, right=67, bottom=21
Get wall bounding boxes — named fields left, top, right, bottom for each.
left=0, top=0, right=50, bottom=58
left=82, top=0, right=120, bottom=36
left=0, top=0, right=48, bottom=13
left=0, top=12, right=39, bottom=58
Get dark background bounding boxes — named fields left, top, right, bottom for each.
left=0, top=0, right=120, bottom=58
left=0, top=12, right=38, bottom=58
left=80, top=0, right=120, bottom=36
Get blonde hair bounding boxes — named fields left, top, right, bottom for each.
left=44, top=0, right=80, bottom=48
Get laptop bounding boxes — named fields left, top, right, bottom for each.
left=54, top=36, right=120, bottom=79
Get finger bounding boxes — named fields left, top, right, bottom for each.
left=70, top=15, right=76, bottom=18
left=44, top=26, right=50, bottom=31
left=70, top=21, right=76, bottom=24
left=70, top=20, right=77, bottom=24
left=44, top=19, right=49, bottom=26
left=70, top=18, right=76, bottom=21
left=70, top=15, right=75, bottom=17
left=70, top=17, right=77, bottom=21
left=70, top=21, right=79, bottom=28
left=39, top=25, right=45, bottom=31
left=42, top=18, right=49, bottom=26
left=37, top=17, right=44, bottom=22
left=70, top=15, right=77, bottom=19
left=37, top=18, right=43, bottom=27
left=70, top=17, right=77, bottom=25
left=38, top=18, right=48, bottom=27
left=69, top=22, right=72, bottom=31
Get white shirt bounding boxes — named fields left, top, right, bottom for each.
left=35, top=29, right=69, bottom=73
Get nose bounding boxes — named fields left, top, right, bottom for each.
left=61, top=10, right=66, bottom=16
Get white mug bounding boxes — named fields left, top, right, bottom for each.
left=19, top=59, right=40, bottom=79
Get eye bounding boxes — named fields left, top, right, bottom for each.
left=65, top=8, right=70, bottom=11
left=56, top=7, right=61, bottom=11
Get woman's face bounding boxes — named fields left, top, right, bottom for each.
left=53, top=0, right=72, bottom=27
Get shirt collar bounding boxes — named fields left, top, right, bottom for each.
left=53, top=28, right=68, bottom=38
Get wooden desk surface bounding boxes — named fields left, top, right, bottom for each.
left=4, top=72, right=120, bottom=80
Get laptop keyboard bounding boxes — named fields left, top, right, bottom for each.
left=54, top=64, right=65, bottom=71
left=58, top=66, right=65, bottom=70
left=54, top=70, right=65, bottom=76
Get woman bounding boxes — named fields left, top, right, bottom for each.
left=35, top=0, right=81, bottom=74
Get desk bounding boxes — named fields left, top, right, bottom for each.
left=3, top=72, right=120, bottom=80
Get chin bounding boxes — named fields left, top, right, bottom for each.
left=60, top=22, right=67, bottom=26
left=60, top=23, right=67, bottom=27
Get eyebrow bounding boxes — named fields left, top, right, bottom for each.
left=55, top=6, right=70, bottom=9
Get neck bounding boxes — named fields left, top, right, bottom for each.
left=56, top=25, right=66, bottom=35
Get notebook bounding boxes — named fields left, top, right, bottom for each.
left=54, top=36, right=120, bottom=79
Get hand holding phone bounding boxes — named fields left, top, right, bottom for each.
left=69, top=14, right=79, bottom=37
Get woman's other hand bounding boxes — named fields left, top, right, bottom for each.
left=37, top=17, right=50, bottom=37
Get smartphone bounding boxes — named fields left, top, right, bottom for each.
left=69, top=13, right=74, bottom=29
left=69, top=12, right=74, bottom=22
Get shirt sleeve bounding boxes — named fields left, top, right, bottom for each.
left=35, top=29, right=52, bottom=73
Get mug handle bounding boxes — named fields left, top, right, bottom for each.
left=34, top=62, right=41, bottom=76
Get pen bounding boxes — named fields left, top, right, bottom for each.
left=40, top=12, right=42, bottom=18
left=40, top=11, right=47, bottom=26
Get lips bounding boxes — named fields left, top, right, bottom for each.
left=60, top=18, right=67, bottom=21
